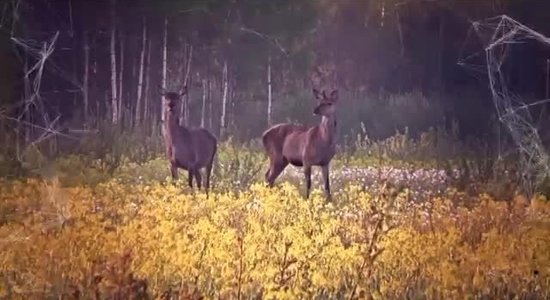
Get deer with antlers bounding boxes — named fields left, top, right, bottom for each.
left=161, top=86, right=217, bottom=194
left=262, top=88, right=339, bottom=200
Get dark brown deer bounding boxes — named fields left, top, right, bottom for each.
left=161, top=86, right=217, bottom=194
left=262, top=88, right=339, bottom=200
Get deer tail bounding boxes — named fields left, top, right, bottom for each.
left=262, top=126, right=277, bottom=153
left=262, top=124, right=286, bottom=156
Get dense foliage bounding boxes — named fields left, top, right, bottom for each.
left=1, top=143, right=550, bottom=299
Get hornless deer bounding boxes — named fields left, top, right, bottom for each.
left=262, top=88, right=339, bottom=200
left=161, top=86, right=217, bottom=194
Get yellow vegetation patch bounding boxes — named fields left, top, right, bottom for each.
left=0, top=178, right=549, bottom=299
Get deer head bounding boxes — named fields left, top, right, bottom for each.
left=161, top=86, right=188, bottom=113
left=312, top=88, right=338, bottom=117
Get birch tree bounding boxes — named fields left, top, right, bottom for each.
left=109, top=0, right=118, bottom=124
left=135, top=16, right=147, bottom=125
left=160, top=17, right=168, bottom=125
left=82, top=31, right=89, bottom=119
left=220, top=60, right=228, bottom=139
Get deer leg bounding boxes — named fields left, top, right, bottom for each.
left=205, top=163, right=213, bottom=193
left=304, top=165, right=312, bottom=199
left=194, top=169, right=202, bottom=190
left=264, top=167, right=271, bottom=182
left=188, top=169, right=194, bottom=188
left=321, top=165, right=332, bottom=201
left=264, top=156, right=275, bottom=182
left=267, top=159, right=288, bottom=187
left=170, top=163, right=179, bottom=181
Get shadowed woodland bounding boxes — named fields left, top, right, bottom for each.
left=1, top=0, right=549, bottom=140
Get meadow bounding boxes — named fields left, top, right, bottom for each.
left=1, top=127, right=550, bottom=300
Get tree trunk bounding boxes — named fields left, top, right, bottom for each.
left=201, top=77, right=207, bottom=128
left=83, top=31, right=89, bottom=120
left=180, top=44, right=193, bottom=126
left=437, top=12, right=445, bottom=90
left=118, top=32, right=124, bottom=124
left=396, top=8, right=405, bottom=58
left=143, top=39, right=152, bottom=123
left=71, top=25, right=78, bottom=109
left=131, top=46, right=137, bottom=106
left=220, top=60, right=228, bottom=139
left=161, top=17, right=168, bottom=125
left=230, top=79, right=235, bottom=131
left=380, top=0, right=385, bottom=28
left=135, top=16, right=147, bottom=126
left=267, top=51, right=273, bottom=126
left=208, top=76, right=213, bottom=130
left=110, top=0, right=118, bottom=124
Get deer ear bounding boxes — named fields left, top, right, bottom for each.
left=158, top=84, right=166, bottom=96
left=180, top=85, right=188, bottom=96
left=313, top=88, right=322, bottom=99
left=330, top=89, right=338, bottom=101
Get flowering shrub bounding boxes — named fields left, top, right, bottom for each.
left=1, top=173, right=550, bottom=299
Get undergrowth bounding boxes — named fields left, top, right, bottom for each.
left=0, top=177, right=549, bottom=299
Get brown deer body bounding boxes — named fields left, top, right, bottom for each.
left=262, top=88, right=338, bottom=200
left=162, top=86, right=217, bottom=194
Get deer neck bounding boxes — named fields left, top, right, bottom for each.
left=319, top=115, right=337, bottom=144
left=163, top=110, right=188, bottom=140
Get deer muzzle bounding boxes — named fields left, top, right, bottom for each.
left=313, top=106, right=321, bottom=115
